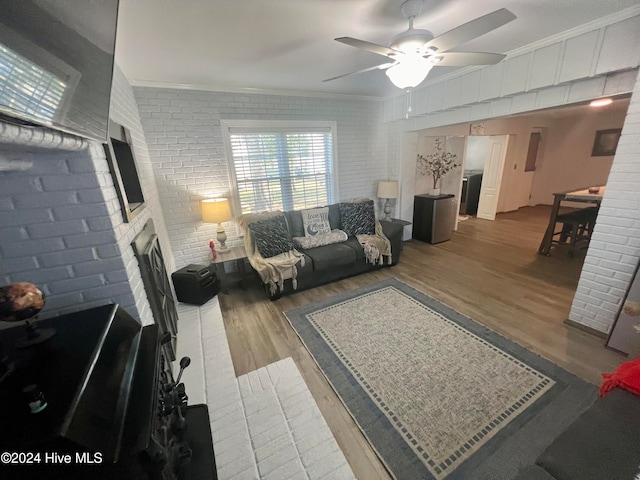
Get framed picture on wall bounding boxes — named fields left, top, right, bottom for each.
left=592, top=128, right=622, bottom=156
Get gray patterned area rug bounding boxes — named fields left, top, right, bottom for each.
left=284, top=278, right=597, bottom=480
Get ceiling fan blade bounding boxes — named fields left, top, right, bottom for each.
left=323, top=62, right=396, bottom=82
left=335, top=37, right=402, bottom=58
left=423, top=8, right=516, bottom=53
left=431, top=51, right=506, bottom=66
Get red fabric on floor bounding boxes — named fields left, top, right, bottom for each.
left=600, top=357, right=640, bottom=397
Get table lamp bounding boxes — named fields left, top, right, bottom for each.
left=377, top=180, right=399, bottom=221
left=202, top=198, right=232, bottom=252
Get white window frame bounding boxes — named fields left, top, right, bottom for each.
left=221, top=119, right=339, bottom=215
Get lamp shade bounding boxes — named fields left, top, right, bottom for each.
left=377, top=180, right=399, bottom=199
left=201, top=198, right=232, bottom=223
left=385, top=58, right=433, bottom=89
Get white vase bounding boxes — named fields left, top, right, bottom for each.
left=429, top=187, right=441, bottom=196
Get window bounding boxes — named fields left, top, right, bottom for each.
left=223, top=121, right=337, bottom=214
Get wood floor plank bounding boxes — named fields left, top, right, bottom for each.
left=217, top=205, right=625, bottom=479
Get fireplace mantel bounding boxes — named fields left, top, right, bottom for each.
left=0, top=119, right=89, bottom=153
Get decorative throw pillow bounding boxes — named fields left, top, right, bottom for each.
left=248, top=216, right=293, bottom=258
left=339, top=199, right=375, bottom=236
left=301, top=207, right=331, bottom=237
left=293, top=229, right=348, bottom=249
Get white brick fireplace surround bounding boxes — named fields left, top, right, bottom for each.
left=176, top=299, right=355, bottom=480
left=0, top=66, right=173, bottom=324
left=0, top=118, right=353, bottom=480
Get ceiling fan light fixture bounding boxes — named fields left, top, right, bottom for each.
left=385, top=58, right=433, bottom=89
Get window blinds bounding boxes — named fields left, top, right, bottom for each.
left=0, top=44, right=66, bottom=122
left=228, top=127, right=334, bottom=214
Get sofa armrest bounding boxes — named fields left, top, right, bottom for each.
left=380, top=221, right=403, bottom=265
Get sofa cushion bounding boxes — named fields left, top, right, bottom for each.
left=248, top=216, right=293, bottom=258
left=339, top=200, right=375, bottom=236
left=536, top=388, right=640, bottom=480
left=293, top=230, right=347, bottom=249
left=301, top=207, right=331, bottom=237
left=342, top=237, right=366, bottom=260
left=302, top=243, right=356, bottom=271
left=328, top=204, right=341, bottom=230
left=285, top=210, right=304, bottom=238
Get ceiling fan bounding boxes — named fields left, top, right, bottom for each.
left=325, top=0, right=516, bottom=90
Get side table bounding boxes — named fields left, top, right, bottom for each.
left=211, top=245, right=247, bottom=294
left=382, top=218, right=412, bottom=247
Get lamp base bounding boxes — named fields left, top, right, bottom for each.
left=383, top=198, right=392, bottom=221
left=217, top=224, right=229, bottom=252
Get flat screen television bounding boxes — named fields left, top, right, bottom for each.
left=0, top=0, right=119, bottom=142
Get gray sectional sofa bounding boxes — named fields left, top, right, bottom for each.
left=245, top=202, right=404, bottom=300
left=514, top=387, right=640, bottom=480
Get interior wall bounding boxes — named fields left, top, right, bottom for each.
left=403, top=114, right=555, bottom=216
left=528, top=106, right=628, bottom=205
left=133, top=88, right=387, bottom=268
left=0, top=66, right=171, bottom=324
left=464, top=137, right=489, bottom=171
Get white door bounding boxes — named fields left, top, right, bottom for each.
left=477, top=135, right=509, bottom=220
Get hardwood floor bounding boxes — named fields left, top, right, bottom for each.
left=218, top=206, right=625, bottom=479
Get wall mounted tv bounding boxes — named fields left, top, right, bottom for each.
left=0, top=0, right=119, bottom=142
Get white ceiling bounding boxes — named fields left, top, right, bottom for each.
left=115, top=0, right=639, bottom=98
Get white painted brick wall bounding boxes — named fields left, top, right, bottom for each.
left=134, top=88, right=387, bottom=268
left=0, top=66, right=173, bottom=326
left=0, top=144, right=138, bottom=318
left=568, top=68, right=640, bottom=332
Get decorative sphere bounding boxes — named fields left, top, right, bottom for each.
left=0, top=283, right=46, bottom=322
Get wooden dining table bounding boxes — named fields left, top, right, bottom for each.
left=538, top=186, right=606, bottom=255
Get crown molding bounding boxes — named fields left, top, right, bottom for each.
left=130, top=79, right=383, bottom=102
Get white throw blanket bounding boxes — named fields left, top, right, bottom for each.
left=357, top=221, right=392, bottom=265
left=236, top=211, right=305, bottom=295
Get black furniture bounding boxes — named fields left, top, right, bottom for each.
left=538, top=188, right=604, bottom=255
left=514, top=388, right=640, bottom=480
left=132, top=218, right=179, bottom=361
left=460, top=173, right=482, bottom=215
left=0, top=304, right=216, bottom=480
left=248, top=203, right=404, bottom=300
left=551, top=207, right=598, bottom=257
left=172, top=264, right=219, bottom=305
left=412, top=194, right=456, bottom=244
left=210, top=246, right=248, bottom=294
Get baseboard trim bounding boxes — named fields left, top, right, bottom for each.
left=564, top=318, right=608, bottom=339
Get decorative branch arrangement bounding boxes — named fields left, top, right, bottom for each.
left=417, top=137, right=460, bottom=190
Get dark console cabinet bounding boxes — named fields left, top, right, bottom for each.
left=0, top=305, right=216, bottom=480
left=412, top=194, right=457, bottom=244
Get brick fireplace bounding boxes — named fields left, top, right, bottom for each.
left=0, top=66, right=173, bottom=325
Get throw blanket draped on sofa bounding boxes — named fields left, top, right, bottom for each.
left=357, top=221, right=392, bottom=266
left=236, top=211, right=305, bottom=295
